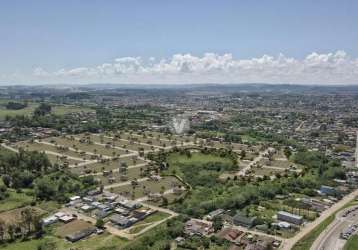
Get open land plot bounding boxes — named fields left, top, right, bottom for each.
left=0, top=102, right=93, bottom=120
left=0, top=190, right=34, bottom=212
left=90, top=167, right=145, bottom=185
left=112, top=139, right=155, bottom=151
left=0, top=232, right=128, bottom=250
left=146, top=192, right=187, bottom=206
left=165, top=151, right=238, bottom=179
left=15, top=141, right=91, bottom=160
left=111, top=176, right=183, bottom=199
left=46, top=153, right=84, bottom=165
left=70, top=157, right=146, bottom=175
left=43, top=137, right=127, bottom=157
left=0, top=206, right=46, bottom=225
left=0, top=103, right=38, bottom=120
left=84, top=133, right=157, bottom=151
left=119, top=134, right=170, bottom=148
left=55, top=219, right=95, bottom=238
left=251, top=167, right=287, bottom=177
left=259, top=159, right=296, bottom=169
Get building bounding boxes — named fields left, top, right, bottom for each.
left=42, top=215, right=58, bottom=226
left=319, top=185, right=337, bottom=196
left=233, top=213, right=256, bottom=228
left=110, top=214, right=137, bottom=228
left=206, top=209, right=225, bottom=220
left=277, top=211, right=303, bottom=225
left=184, top=218, right=214, bottom=236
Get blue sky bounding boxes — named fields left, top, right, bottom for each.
left=1, top=0, right=358, bottom=84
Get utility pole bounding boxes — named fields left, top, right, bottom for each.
left=356, top=131, right=358, bottom=168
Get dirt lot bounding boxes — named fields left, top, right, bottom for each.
left=0, top=206, right=46, bottom=225
left=56, top=219, right=95, bottom=238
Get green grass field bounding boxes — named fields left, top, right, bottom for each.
left=166, top=152, right=234, bottom=178
left=0, top=232, right=127, bottom=250
left=344, top=235, right=358, bottom=250
left=0, top=190, right=34, bottom=212
left=111, top=176, right=182, bottom=199
left=0, top=101, right=93, bottom=120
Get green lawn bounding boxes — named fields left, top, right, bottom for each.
left=344, top=235, right=358, bottom=250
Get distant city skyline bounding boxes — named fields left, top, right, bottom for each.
left=1, top=0, right=358, bottom=85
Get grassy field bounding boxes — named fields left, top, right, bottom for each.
left=0, top=102, right=93, bottom=120
left=56, top=220, right=95, bottom=238
left=0, top=232, right=128, bottom=250
left=166, top=152, right=234, bottom=178
left=111, top=176, right=182, bottom=199
left=70, top=157, right=146, bottom=175
left=15, top=141, right=92, bottom=160
left=0, top=190, right=34, bottom=212
left=44, top=137, right=127, bottom=157
left=344, top=235, right=358, bottom=250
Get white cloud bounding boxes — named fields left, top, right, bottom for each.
left=5, top=51, right=358, bottom=84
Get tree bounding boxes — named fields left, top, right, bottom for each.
left=95, top=218, right=105, bottom=228
left=34, top=103, right=52, bottom=116
left=284, top=146, right=292, bottom=159
left=240, top=150, right=246, bottom=159
left=212, top=216, right=223, bottom=232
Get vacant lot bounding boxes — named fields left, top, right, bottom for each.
left=0, top=190, right=34, bottom=212
left=15, top=141, right=91, bottom=160
left=166, top=152, right=236, bottom=179
left=70, top=157, right=146, bottom=175
left=56, top=219, right=95, bottom=238
left=44, top=137, right=127, bottom=157
left=0, top=206, right=45, bottom=225
left=111, top=176, right=182, bottom=199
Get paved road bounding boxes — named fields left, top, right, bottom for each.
left=311, top=205, right=358, bottom=250
left=282, top=189, right=358, bottom=250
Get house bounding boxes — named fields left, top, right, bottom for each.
left=70, top=195, right=81, bottom=201
left=81, top=205, right=95, bottom=212
left=42, top=215, right=58, bottom=226
left=66, top=227, right=96, bottom=242
left=119, top=200, right=141, bottom=210
left=277, top=211, right=303, bottom=225
left=233, top=213, right=256, bottom=228
left=319, top=185, right=337, bottom=196
left=217, top=228, right=243, bottom=244
left=205, top=209, right=224, bottom=220
left=59, top=214, right=76, bottom=223
left=184, top=218, right=214, bottom=236
left=114, top=207, right=130, bottom=216
left=110, top=214, right=137, bottom=228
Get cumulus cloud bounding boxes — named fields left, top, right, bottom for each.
left=25, top=50, right=358, bottom=84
